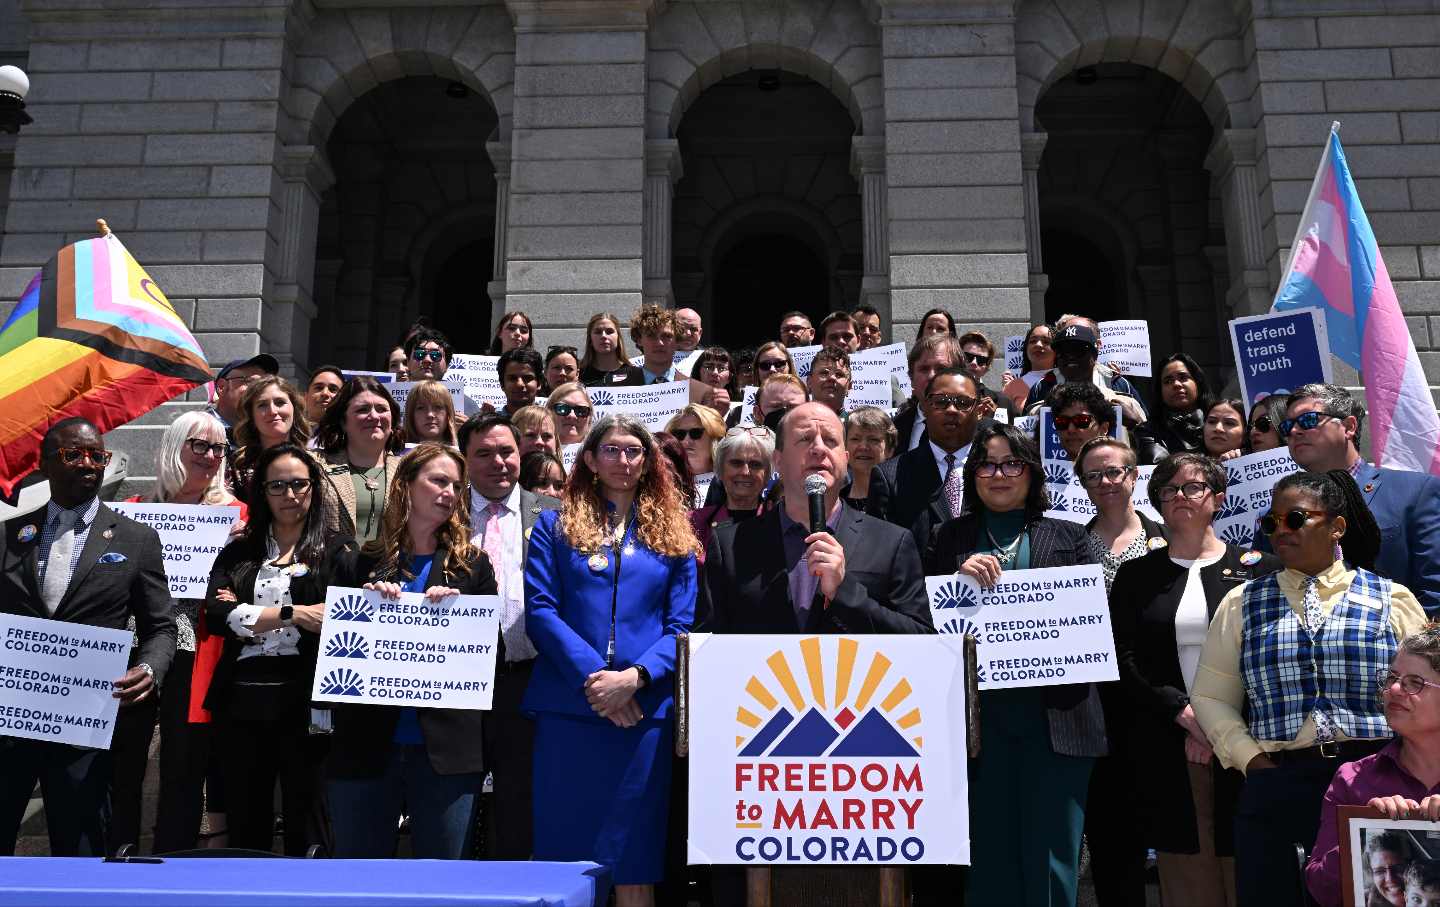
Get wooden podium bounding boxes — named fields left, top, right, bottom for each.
left=676, top=633, right=981, bottom=907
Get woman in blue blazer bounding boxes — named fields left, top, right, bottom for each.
left=524, top=414, right=698, bottom=904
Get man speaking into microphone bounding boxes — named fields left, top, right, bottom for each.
left=697, top=402, right=933, bottom=634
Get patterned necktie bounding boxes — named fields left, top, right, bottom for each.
left=1301, top=575, right=1338, bottom=745
left=943, top=452, right=964, bottom=517
left=41, top=510, right=78, bottom=615
left=483, top=501, right=528, bottom=661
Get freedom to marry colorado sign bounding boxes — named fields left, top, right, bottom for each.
left=0, top=613, right=131, bottom=748
left=925, top=565, right=1116, bottom=690
left=111, top=503, right=240, bottom=598
left=311, top=587, right=500, bottom=710
left=687, top=634, right=970, bottom=866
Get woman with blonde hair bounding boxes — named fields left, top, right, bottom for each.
left=327, top=443, right=497, bottom=859
left=546, top=381, right=594, bottom=447
left=664, top=404, right=726, bottom=481
left=231, top=376, right=310, bottom=501
left=512, top=404, right=560, bottom=457
left=578, top=311, right=644, bottom=387
left=402, top=380, right=459, bottom=447
left=524, top=415, right=698, bottom=906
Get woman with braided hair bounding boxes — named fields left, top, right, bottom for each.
left=1193, top=470, right=1428, bottom=905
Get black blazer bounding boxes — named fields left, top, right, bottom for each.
left=926, top=512, right=1108, bottom=758
left=579, top=363, right=645, bottom=387
left=201, top=535, right=355, bottom=720
left=697, top=503, right=934, bottom=635
left=325, top=544, right=498, bottom=777
left=866, top=441, right=961, bottom=558
left=892, top=402, right=921, bottom=454
left=1109, top=544, right=1282, bottom=853
left=0, top=503, right=176, bottom=685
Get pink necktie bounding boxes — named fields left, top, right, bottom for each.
left=482, top=501, right=506, bottom=583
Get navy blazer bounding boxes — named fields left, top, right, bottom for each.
left=1357, top=462, right=1440, bottom=616
left=867, top=439, right=959, bottom=559
left=522, top=509, right=695, bottom=720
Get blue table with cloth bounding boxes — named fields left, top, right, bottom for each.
left=0, top=858, right=611, bottom=906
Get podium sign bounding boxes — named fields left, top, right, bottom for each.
left=687, top=634, right=970, bottom=867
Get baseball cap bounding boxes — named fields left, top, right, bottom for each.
left=1054, top=324, right=1099, bottom=349
left=216, top=354, right=280, bottom=380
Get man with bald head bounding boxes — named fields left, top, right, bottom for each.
left=674, top=308, right=703, bottom=352
left=696, top=402, right=933, bottom=635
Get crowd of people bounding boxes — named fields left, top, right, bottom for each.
left=4, top=299, right=1440, bottom=907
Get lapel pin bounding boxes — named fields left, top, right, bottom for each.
left=1240, top=550, right=1262, bottom=566
left=530, top=506, right=542, bottom=515
left=524, top=527, right=533, bottom=541
left=1147, top=537, right=1168, bottom=550
left=1364, top=483, right=1375, bottom=493
left=17, top=525, right=36, bottom=543
left=102, top=528, right=114, bottom=540
left=1222, top=568, right=1232, bottom=576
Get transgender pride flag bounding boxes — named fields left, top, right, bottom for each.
left=1272, top=122, right=1440, bottom=475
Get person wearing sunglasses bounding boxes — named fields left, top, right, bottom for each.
left=1107, top=452, right=1281, bottom=907
left=665, top=404, right=726, bottom=482
left=202, top=443, right=348, bottom=856
left=111, top=411, right=243, bottom=856
left=578, top=312, right=645, bottom=387
left=0, top=418, right=174, bottom=858
left=1248, top=395, right=1288, bottom=453
left=1025, top=322, right=1148, bottom=427
left=1047, top=381, right=1117, bottom=460
left=957, top=330, right=1017, bottom=420
left=545, top=382, right=594, bottom=447
left=1307, top=623, right=1440, bottom=906
left=723, top=340, right=798, bottom=430
left=923, top=422, right=1105, bottom=906
left=403, top=327, right=452, bottom=381
left=1280, top=383, right=1440, bottom=617
left=1192, top=470, right=1427, bottom=905
left=524, top=415, right=698, bottom=903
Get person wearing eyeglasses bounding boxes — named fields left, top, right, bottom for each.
left=1047, top=381, right=1117, bottom=460
left=1192, top=470, right=1427, bottom=905
left=777, top=311, right=815, bottom=348
left=546, top=382, right=594, bottom=447
left=691, top=426, right=777, bottom=562
left=111, top=411, right=243, bottom=856
left=674, top=308, right=703, bottom=352
left=1278, top=383, right=1440, bottom=616
left=1248, top=395, right=1288, bottom=453
left=0, top=418, right=174, bottom=858
left=543, top=345, right=580, bottom=394
left=922, top=422, right=1105, bottom=906
left=665, top=404, right=726, bottom=481
left=958, top=330, right=1017, bottom=419
left=692, top=346, right=735, bottom=414
left=524, top=415, right=698, bottom=904
left=404, top=328, right=452, bottom=381
left=202, top=443, right=348, bottom=855
left=1107, top=453, right=1281, bottom=907
left=893, top=333, right=963, bottom=454
left=1202, top=398, right=1248, bottom=460
left=578, top=312, right=645, bottom=387
left=869, top=368, right=986, bottom=556
left=1306, top=625, right=1440, bottom=906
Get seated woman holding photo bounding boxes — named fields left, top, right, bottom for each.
left=1306, top=624, right=1440, bottom=906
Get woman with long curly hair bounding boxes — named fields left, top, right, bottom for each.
left=523, top=414, right=698, bottom=905
left=326, top=443, right=498, bottom=859
left=230, top=376, right=311, bottom=501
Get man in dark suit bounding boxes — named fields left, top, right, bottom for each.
left=868, top=368, right=985, bottom=555
left=0, top=418, right=175, bottom=856
left=892, top=333, right=962, bottom=454
left=460, top=413, right=560, bottom=859
left=698, top=402, right=933, bottom=635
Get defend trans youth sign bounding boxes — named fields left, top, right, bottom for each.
left=688, top=634, right=970, bottom=866
left=1229, top=308, right=1332, bottom=407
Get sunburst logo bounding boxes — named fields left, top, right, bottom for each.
left=735, top=638, right=920, bottom=759
left=330, top=594, right=374, bottom=622
left=591, top=390, right=614, bottom=406
left=1219, top=523, right=1254, bottom=547
left=325, top=631, right=369, bottom=659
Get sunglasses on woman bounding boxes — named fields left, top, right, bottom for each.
left=756, top=358, right=788, bottom=373
left=962, top=352, right=991, bottom=367
left=1259, top=509, right=1329, bottom=535
left=1278, top=411, right=1336, bottom=439
left=1053, top=413, right=1095, bottom=431
left=671, top=428, right=708, bottom=442
left=263, top=478, right=312, bottom=497
left=552, top=402, right=592, bottom=418
left=1251, top=415, right=1274, bottom=434
left=410, top=348, right=444, bottom=362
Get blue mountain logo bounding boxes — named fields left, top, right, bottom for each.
left=797, top=360, right=812, bottom=378
left=939, top=616, right=980, bottom=638
left=1224, top=463, right=1244, bottom=487
left=325, top=631, right=369, bottom=659
left=1049, top=491, right=1069, bottom=512
left=330, top=595, right=374, bottom=622
left=319, top=668, right=364, bottom=697
left=590, top=390, right=614, bottom=407
left=1220, top=523, right=1254, bottom=547
left=1045, top=463, right=1072, bottom=486
left=932, top=581, right=979, bottom=611
left=1216, top=496, right=1248, bottom=520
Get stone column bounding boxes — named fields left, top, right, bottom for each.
left=642, top=139, right=682, bottom=308
left=1205, top=128, right=1270, bottom=317
left=1020, top=131, right=1048, bottom=323
left=486, top=138, right=512, bottom=329
left=270, top=144, right=335, bottom=377
left=851, top=134, right=891, bottom=325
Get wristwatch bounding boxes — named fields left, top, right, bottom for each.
left=135, top=663, right=155, bottom=681
left=634, top=664, right=651, bottom=688
left=279, top=605, right=295, bottom=625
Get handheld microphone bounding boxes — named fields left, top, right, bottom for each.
left=805, top=473, right=829, bottom=536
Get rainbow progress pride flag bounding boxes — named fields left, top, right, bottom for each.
left=0, top=233, right=211, bottom=498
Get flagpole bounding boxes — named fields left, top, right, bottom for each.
left=1271, top=121, right=1341, bottom=310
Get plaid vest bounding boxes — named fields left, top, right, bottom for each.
left=1239, top=568, right=1395, bottom=743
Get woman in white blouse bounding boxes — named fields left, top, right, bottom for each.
left=204, top=443, right=353, bottom=854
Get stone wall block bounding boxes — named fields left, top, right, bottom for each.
left=507, top=259, right=642, bottom=294
left=1373, top=213, right=1440, bottom=247
left=512, top=127, right=642, bottom=161
left=203, top=231, right=268, bottom=262
left=1393, top=47, right=1440, bottom=79
left=223, top=38, right=285, bottom=69
left=884, top=56, right=1017, bottom=89
left=88, top=39, right=222, bottom=71
left=517, top=63, right=644, bottom=98
left=80, top=102, right=214, bottom=135
left=888, top=218, right=1027, bottom=254
left=520, top=95, right=646, bottom=130
left=1326, top=79, right=1440, bottom=112
left=107, top=231, right=201, bottom=263
left=1258, top=48, right=1392, bottom=81
left=196, top=331, right=261, bottom=364
left=152, top=70, right=280, bottom=102
left=891, top=253, right=1028, bottom=288
left=888, top=152, right=1021, bottom=187
left=892, top=287, right=1031, bottom=321
left=25, top=42, right=89, bottom=73
left=1406, top=315, right=1432, bottom=348
left=139, top=198, right=270, bottom=231
left=6, top=199, right=137, bottom=233
left=511, top=159, right=644, bottom=194
left=883, top=24, right=1016, bottom=59
left=19, top=103, right=81, bottom=135
left=1384, top=246, right=1422, bottom=280
left=9, top=168, right=73, bottom=200
left=73, top=166, right=210, bottom=199
left=1260, top=81, right=1326, bottom=113
left=886, top=88, right=1018, bottom=122
left=887, top=121, right=1019, bottom=154
left=1317, top=15, right=1439, bottom=48
left=1252, top=17, right=1318, bottom=50
left=508, top=192, right=641, bottom=226
left=1412, top=178, right=1440, bottom=212
left=1263, top=112, right=1400, bottom=147
left=508, top=224, right=643, bottom=259
left=1398, top=281, right=1440, bottom=315
left=1423, top=246, right=1440, bottom=279
left=1, top=236, right=66, bottom=267
left=215, top=101, right=280, bottom=132
left=516, top=31, right=644, bottom=66
left=195, top=297, right=262, bottom=331
left=31, top=72, right=152, bottom=104
left=145, top=264, right=266, bottom=297
left=145, top=133, right=275, bottom=166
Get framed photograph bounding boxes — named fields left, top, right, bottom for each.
left=1340, top=805, right=1440, bottom=907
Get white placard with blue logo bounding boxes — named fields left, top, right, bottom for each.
left=1042, top=463, right=1161, bottom=526
left=1228, top=308, right=1333, bottom=408
left=311, top=587, right=501, bottom=710
left=1097, top=319, right=1153, bottom=377
left=110, top=503, right=241, bottom=599
left=843, top=344, right=902, bottom=410
left=926, top=565, right=1116, bottom=690
left=1004, top=335, right=1026, bottom=373
left=687, top=633, right=970, bottom=866
left=0, top=612, right=131, bottom=748
left=441, top=355, right=507, bottom=412
left=1211, top=448, right=1301, bottom=548
left=378, top=380, right=472, bottom=418
left=737, top=386, right=760, bottom=426
left=788, top=345, right=822, bottom=379
left=628, top=349, right=703, bottom=377
left=587, top=380, right=691, bottom=432
left=561, top=442, right=582, bottom=474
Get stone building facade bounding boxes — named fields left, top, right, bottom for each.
left=1, top=0, right=1438, bottom=464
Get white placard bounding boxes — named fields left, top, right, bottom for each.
left=788, top=345, right=822, bottom=379
left=444, top=356, right=507, bottom=412
left=1004, top=335, right=1025, bottom=373
left=926, top=565, right=1117, bottom=690
left=0, top=613, right=130, bottom=748
left=587, top=381, right=691, bottom=432
left=694, top=472, right=715, bottom=503
left=311, top=587, right=501, bottom=710
left=844, top=343, right=906, bottom=410
left=1097, top=320, right=1152, bottom=377
left=383, top=380, right=470, bottom=418
left=561, top=442, right=582, bottom=474
left=448, top=353, right=495, bottom=372
left=628, top=350, right=699, bottom=375
left=110, top=503, right=240, bottom=598
left=688, top=634, right=970, bottom=866
left=1042, top=462, right=1161, bottom=525
left=1212, top=448, right=1301, bottom=548
left=738, top=386, right=760, bottom=426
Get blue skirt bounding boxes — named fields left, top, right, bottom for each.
left=531, top=712, right=673, bottom=884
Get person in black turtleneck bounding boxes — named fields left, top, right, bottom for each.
left=1134, top=353, right=1211, bottom=465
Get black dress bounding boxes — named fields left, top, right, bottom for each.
left=579, top=363, right=645, bottom=387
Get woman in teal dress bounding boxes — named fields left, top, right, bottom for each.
left=925, top=422, right=1106, bottom=906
